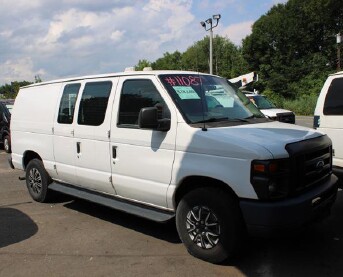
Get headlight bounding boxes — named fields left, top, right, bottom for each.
left=251, top=159, right=290, bottom=200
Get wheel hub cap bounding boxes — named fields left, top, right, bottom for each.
left=28, top=168, right=42, bottom=194
left=186, top=206, right=220, bottom=249
left=4, top=140, right=9, bottom=151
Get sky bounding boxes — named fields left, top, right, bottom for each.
left=0, top=0, right=287, bottom=85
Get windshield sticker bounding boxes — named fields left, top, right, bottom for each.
left=164, top=76, right=201, bottom=86
left=173, top=86, right=200, bottom=100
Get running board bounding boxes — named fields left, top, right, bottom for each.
left=48, top=182, right=174, bottom=222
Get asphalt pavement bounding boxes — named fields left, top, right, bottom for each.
left=2, top=116, right=343, bottom=277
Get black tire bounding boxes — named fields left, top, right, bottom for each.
left=4, top=135, right=11, bottom=153
left=176, top=187, right=245, bottom=263
left=25, top=159, right=52, bottom=202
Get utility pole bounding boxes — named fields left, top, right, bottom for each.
left=337, top=33, right=342, bottom=72
left=200, top=14, right=221, bottom=75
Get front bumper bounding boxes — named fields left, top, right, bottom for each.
left=240, top=174, right=338, bottom=234
left=333, top=166, right=343, bottom=188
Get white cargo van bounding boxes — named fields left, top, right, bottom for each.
left=10, top=70, right=338, bottom=263
left=314, top=71, right=343, bottom=185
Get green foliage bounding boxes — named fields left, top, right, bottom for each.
left=262, top=89, right=286, bottom=108
left=0, top=81, right=33, bottom=99
left=138, top=36, right=248, bottom=78
left=263, top=87, right=320, bottom=115
left=135, top=59, right=152, bottom=71
left=34, top=75, right=42, bottom=83
left=283, top=94, right=318, bottom=115
left=180, top=39, right=209, bottom=72
left=242, top=0, right=342, bottom=101
left=152, top=51, right=183, bottom=70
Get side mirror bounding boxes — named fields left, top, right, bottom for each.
left=138, top=107, right=158, bottom=129
left=138, top=107, right=170, bottom=132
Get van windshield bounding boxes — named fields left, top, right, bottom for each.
left=159, top=74, right=264, bottom=124
left=248, top=95, right=276, bottom=110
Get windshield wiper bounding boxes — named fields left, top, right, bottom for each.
left=194, top=117, right=228, bottom=123
left=194, top=117, right=249, bottom=123
left=227, top=117, right=249, bottom=122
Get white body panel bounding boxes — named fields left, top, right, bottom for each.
left=72, top=78, right=118, bottom=194
left=314, top=72, right=343, bottom=169
left=11, top=83, right=62, bottom=177
left=166, top=121, right=322, bottom=208
left=53, top=82, right=83, bottom=185
left=110, top=76, right=177, bottom=207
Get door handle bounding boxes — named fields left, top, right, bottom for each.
left=112, top=146, right=117, bottom=159
left=77, top=142, right=81, bottom=154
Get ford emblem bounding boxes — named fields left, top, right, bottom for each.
left=315, top=160, right=325, bottom=172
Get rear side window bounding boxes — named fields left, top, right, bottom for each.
left=117, top=79, right=169, bottom=127
left=78, top=81, right=112, bottom=126
left=57, top=83, right=81, bottom=124
left=323, top=78, right=343, bottom=115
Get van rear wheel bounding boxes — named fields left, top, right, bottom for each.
left=4, top=135, right=10, bottom=153
left=26, top=159, right=52, bottom=202
left=176, top=187, right=245, bottom=263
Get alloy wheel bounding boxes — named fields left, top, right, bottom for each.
left=186, top=206, right=221, bottom=249
left=28, top=168, right=42, bottom=195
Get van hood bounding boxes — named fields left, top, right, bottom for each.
left=178, top=121, right=324, bottom=160
left=228, top=121, right=323, bottom=158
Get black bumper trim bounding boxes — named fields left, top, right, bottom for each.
left=240, top=174, right=338, bottom=234
left=333, top=166, right=343, bottom=188
left=333, top=166, right=343, bottom=177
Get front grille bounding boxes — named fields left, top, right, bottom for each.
left=286, top=135, right=332, bottom=194
left=276, top=112, right=295, bottom=124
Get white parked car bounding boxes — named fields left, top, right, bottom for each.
left=314, top=71, right=343, bottom=185
left=245, top=93, right=295, bottom=124
left=9, top=70, right=338, bottom=263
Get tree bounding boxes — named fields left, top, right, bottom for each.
left=0, top=81, right=33, bottom=99
left=152, top=51, right=183, bottom=70
left=135, top=59, right=151, bottom=71
left=242, top=0, right=343, bottom=99
left=140, top=36, right=248, bottom=79
left=34, top=75, right=42, bottom=83
left=181, top=36, right=248, bottom=78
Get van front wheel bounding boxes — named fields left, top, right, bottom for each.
left=26, top=159, right=52, bottom=202
left=176, top=187, right=245, bottom=263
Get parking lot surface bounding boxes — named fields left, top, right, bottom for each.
left=1, top=116, right=343, bottom=277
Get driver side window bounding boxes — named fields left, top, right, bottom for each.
left=117, top=79, right=170, bottom=128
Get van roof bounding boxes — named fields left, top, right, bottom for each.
left=22, top=70, right=211, bottom=88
